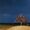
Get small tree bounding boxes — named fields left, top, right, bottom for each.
left=16, top=16, right=27, bottom=25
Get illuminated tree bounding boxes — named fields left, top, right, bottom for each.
left=16, top=15, right=27, bottom=25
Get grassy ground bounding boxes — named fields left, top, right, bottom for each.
left=7, top=25, right=30, bottom=30
left=0, top=25, right=30, bottom=30
left=0, top=25, right=13, bottom=30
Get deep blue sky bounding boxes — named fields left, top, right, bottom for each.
left=0, top=0, right=30, bottom=23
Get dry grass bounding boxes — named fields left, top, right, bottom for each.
left=0, top=25, right=13, bottom=30
left=0, top=25, right=30, bottom=30
left=7, top=25, right=30, bottom=30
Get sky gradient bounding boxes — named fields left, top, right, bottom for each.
left=0, top=0, right=30, bottom=23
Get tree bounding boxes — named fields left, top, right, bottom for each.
left=16, top=15, right=27, bottom=25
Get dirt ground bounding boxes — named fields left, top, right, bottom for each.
left=0, top=25, right=30, bottom=30
left=7, top=25, right=30, bottom=30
